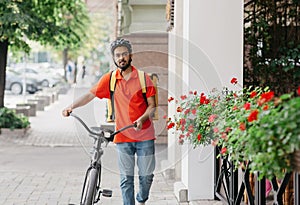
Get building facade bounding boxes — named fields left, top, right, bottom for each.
left=115, top=0, right=169, bottom=144
left=116, top=0, right=243, bottom=202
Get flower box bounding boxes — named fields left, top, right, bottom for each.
left=167, top=78, right=300, bottom=180
left=0, top=127, right=30, bottom=138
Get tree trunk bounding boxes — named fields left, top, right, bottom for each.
left=0, top=39, right=8, bottom=108
left=63, top=48, right=68, bottom=81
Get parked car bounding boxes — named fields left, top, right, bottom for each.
left=5, top=69, right=39, bottom=95
left=15, top=67, right=64, bottom=88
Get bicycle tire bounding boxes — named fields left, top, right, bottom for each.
left=81, top=168, right=99, bottom=205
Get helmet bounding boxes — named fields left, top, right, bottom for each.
left=110, top=38, right=132, bottom=54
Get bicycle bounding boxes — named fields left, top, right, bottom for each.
left=69, top=113, right=136, bottom=205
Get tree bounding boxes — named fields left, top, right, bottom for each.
left=0, top=0, right=89, bottom=107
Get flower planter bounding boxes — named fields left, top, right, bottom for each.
left=0, top=127, right=30, bottom=138
left=292, top=150, right=300, bottom=173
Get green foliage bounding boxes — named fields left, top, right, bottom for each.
left=0, top=0, right=90, bottom=52
left=0, top=107, right=30, bottom=129
left=246, top=94, right=300, bottom=179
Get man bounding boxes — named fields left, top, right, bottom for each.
left=62, top=38, right=156, bottom=205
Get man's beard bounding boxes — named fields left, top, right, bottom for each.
left=114, top=57, right=132, bottom=71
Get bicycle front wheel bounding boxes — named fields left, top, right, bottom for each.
left=81, top=168, right=99, bottom=205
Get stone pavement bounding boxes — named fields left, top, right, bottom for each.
left=0, top=85, right=223, bottom=205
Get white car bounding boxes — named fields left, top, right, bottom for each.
left=16, top=68, right=64, bottom=88
left=5, top=69, right=39, bottom=94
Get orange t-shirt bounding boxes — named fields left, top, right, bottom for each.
left=90, top=66, right=156, bottom=143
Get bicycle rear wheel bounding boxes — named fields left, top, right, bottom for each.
left=81, top=168, right=99, bottom=205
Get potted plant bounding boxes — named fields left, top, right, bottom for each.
left=0, top=107, right=30, bottom=137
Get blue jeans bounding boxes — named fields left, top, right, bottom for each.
left=116, top=140, right=155, bottom=205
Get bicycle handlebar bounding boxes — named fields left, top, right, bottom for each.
left=69, top=113, right=137, bottom=142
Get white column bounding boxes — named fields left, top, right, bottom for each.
left=179, top=0, right=243, bottom=201
left=165, top=0, right=184, bottom=181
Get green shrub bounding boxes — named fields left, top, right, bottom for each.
left=0, top=107, right=30, bottom=129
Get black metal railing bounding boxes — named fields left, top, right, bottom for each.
left=214, top=148, right=300, bottom=205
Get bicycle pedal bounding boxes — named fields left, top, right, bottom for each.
left=102, top=189, right=112, bottom=197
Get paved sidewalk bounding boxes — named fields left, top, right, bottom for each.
left=0, top=85, right=223, bottom=205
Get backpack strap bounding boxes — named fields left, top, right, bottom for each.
left=137, top=70, right=148, bottom=105
left=110, top=70, right=117, bottom=92
left=108, top=70, right=117, bottom=122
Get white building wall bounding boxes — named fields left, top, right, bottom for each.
left=168, top=0, right=243, bottom=201
left=167, top=0, right=184, bottom=181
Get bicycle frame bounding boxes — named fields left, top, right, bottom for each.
left=69, top=113, right=136, bottom=205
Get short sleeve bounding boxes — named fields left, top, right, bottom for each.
left=90, top=72, right=111, bottom=99
left=145, top=73, right=156, bottom=98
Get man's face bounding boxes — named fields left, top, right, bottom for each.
left=113, top=46, right=132, bottom=70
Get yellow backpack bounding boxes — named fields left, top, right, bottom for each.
left=106, top=69, right=158, bottom=122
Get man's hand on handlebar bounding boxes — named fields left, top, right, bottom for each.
left=62, top=107, right=72, bottom=117
left=133, top=119, right=142, bottom=131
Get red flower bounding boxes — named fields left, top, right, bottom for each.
left=239, top=122, right=246, bottom=131
left=167, top=122, right=175, bottom=129
left=250, top=91, right=257, bottom=98
left=200, top=94, right=206, bottom=104
left=297, top=86, right=300, bottom=96
left=178, top=139, right=184, bottom=145
left=180, top=95, right=187, bottom=100
left=191, top=109, right=197, bottom=115
left=220, top=147, right=227, bottom=154
left=197, top=134, right=202, bottom=141
left=188, top=125, right=194, bottom=133
left=163, top=115, right=167, bottom=119
left=213, top=127, right=219, bottom=133
left=199, top=93, right=210, bottom=104
left=258, top=91, right=274, bottom=105
left=233, top=106, right=238, bottom=111
left=230, top=77, right=238, bottom=85
left=263, top=105, right=269, bottom=110
left=225, top=127, right=232, bottom=133
left=194, top=91, right=197, bottom=95
left=179, top=134, right=184, bottom=139
left=208, top=114, right=217, bottom=123
left=168, top=97, right=174, bottom=103
left=179, top=118, right=186, bottom=125
left=248, top=110, right=259, bottom=122
left=243, top=102, right=251, bottom=110
left=221, top=132, right=228, bottom=140
left=262, top=91, right=274, bottom=101
left=184, top=109, right=190, bottom=115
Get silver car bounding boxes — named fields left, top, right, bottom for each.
left=5, top=69, right=39, bottom=95
left=16, top=67, right=64, bottom=88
